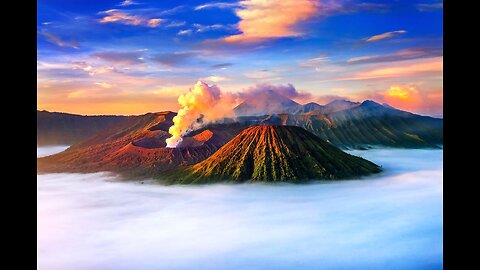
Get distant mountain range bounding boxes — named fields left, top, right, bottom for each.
left=37, top=110, right=127, bottom=146
left=233, top=90, right=301, bottom=116
left=38, top=93, right=442, bottom=150
left=232, top=90, right=361, bottom=116
left=207, top=96, right=442, bottom=149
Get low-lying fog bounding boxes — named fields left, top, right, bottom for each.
left=37, top=145, right=70, bottom=158
left=38, top=147, right=443, bottom=270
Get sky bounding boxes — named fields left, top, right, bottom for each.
left=37, top=0, right=443, bottom=116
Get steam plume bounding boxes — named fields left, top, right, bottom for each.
left=166, top=81, right=237, bottom=147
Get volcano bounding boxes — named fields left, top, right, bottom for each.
left=36, top=111, right=238, bottom=176
left=172, top=126, right=381, bottom=184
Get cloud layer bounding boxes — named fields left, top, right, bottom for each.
left=38, top=149, right=443, bottom=270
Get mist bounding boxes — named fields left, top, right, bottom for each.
left=37, top=148, right=442, bottom=270
left=37, top=145, right=70, bottom=158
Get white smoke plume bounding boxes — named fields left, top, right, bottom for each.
left=166, top=81, right=238, bottom=147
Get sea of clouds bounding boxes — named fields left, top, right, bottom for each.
left=37, top=147, right=443, bottom=270
left=37, top=145, right=70, bottom=158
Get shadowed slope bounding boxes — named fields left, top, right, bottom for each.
left=37, top=112, right=248, bottom=177
left=37, top=112, right=233, bottom=176
left=37, top=110, right=128, bottom=146
left=173, top=126, right=381, bottom=184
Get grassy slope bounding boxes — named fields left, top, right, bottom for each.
left=171, top=126, right=381, bottom=184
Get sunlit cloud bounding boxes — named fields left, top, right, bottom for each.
left=38, top=74, right=184, bottom=115
left=347, top=55, right=375, bottom=63
left=345, top=47, right=442, bottom=65
left=223, top=0, right=318, bottom=43
left=201, top=76, right=229, bottom=83
left=151, top=87, right=186, bottom=96
left=194, top=2, right=239, bottom=11
left=98, top=9, right=162, bottom=27
left=72, top=62, right=102, bottom=76
left=369, top=84, right=441, bottom=115
left=99, top=9, right=143, bottom=25
left=308, top=57, right=443, bottom=85
left=300, top=56, right=329, bottom=67
left=385, top=85, right=420, bottom=101
left=365, top=30, right=407, bottom=42
left=95, top=82, right=114, bottom=88
left=352, top=57, right=442, bottom=80
left=40, top=31, right=79, bottom=49
left=147, top=18, right=163, bottom=27
left=67, top=90, right=86, bottom=98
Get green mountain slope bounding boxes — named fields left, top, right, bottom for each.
left=234, top=100, right=442, bottom=149
left=172, top=126, right=381, bottom=184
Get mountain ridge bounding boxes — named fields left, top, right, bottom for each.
left=37, top=110, right=128, bottom=146
left=171, top=125, right=381, bottom=183
left=233, top=90, right=301, bottom=116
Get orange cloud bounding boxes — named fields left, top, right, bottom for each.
left=201, top=76, right=229, bottom=83
left=39, top=87, right=180, bottom=115
left=365, top=30, right=406, bottom=42
left=94, top=82, right=113, bottom=88
left=147, top=18, right=163, bottom=27
left=224, top=0, right=317, bottom=43
left=37, top=67, right=187, bottom=115
left=352, top=57, right=442, bottom=80
left=354, top=84, right=443, bottom=116
left=67, top=90, right=86, bottom=98
left=382, top=85, right=421, bottom=107
left=40, top=31, right=79, bottom=49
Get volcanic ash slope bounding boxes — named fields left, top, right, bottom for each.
left=172, top=125, right=382, bottom=184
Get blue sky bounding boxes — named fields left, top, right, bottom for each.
left=37, top=0, right=443, bottom=116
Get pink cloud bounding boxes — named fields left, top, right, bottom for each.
left=365, top=30, right=407, bottom=42
left=224, top=0, right=318, bottom=43
left=239, top=83, right=312, bottom=101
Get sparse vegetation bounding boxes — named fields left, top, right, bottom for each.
left=169, top=126, right=381, bottom=184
